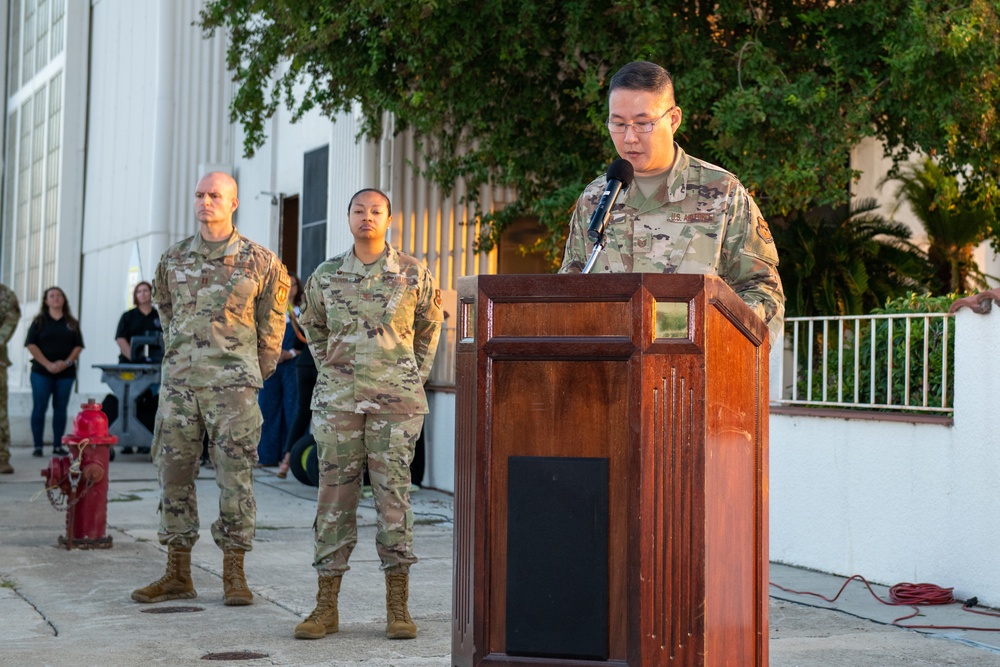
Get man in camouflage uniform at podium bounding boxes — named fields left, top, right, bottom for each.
left=0, top=283, right=21, bottom=475
left=132, top=171, right=289, bottom=607
left=560, top=61, right=784, bottom=342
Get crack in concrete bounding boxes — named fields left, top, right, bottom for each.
left=4, top=582, right=59, bottom=637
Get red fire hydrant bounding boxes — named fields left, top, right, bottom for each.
left=41, top=399, right=118, bottom=549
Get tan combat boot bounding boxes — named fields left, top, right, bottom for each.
left=294, top=574, right=343, bottom=639
left=131, top=545, right=197, bottom=603
left=222, top=548, right=253, bottom=606
left=0, top=461, right=13, bottom=474
left=385, top=571, right=417, bottom=639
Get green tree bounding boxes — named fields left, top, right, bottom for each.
left=885, top=158, right=999, bottom=294
left=772, top=199, right=932, bottom=317
left=200, top=0, right=1000, bottom=264
left=880, top=0, right=1000, bottom=209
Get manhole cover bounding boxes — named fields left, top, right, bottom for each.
left=201, top=652, right=269, bottom=661
left=140, top=606, right=205, bottom=614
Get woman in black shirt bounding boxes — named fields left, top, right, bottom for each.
left=25, top=286, right=85, bottom=457
left=112, top=281, right=162, bottom=453
left=115, top=281, right=161, bottom=362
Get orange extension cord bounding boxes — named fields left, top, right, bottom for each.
left=770, top=574, right=1000, bottom=631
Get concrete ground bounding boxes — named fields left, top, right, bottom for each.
left=1, top=445, right=998, bottom=667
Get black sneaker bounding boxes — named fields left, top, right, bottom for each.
left=52, top=446, right=69, bottom=456
left=32, top=448, right=43, bottom=458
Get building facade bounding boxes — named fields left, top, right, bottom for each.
left=0, top=0, right=508, bottom=489
left=3, top=1, right=998, bottom=491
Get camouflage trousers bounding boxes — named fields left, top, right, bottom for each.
left=152, top=383, right=263, bottom=551
left=0, top=362, right=9, bottom=466
left=311, top=411, right=423, bottom=576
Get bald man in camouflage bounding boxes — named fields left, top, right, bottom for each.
left=0, top=282, right=21, bottom=475
left=294, top=188, right=443, bottom=641
left=132, top=171, right=289, bottom=606
left=561, top=61, right=784, bottom=342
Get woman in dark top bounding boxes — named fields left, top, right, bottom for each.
left=115, top=281, right=161, bottom=363
left=25, top=286, right=85, bottom=457
left=112, top=281, right=162, bottom=454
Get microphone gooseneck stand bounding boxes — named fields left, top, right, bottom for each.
left=582, top=230, right=607, bottom=274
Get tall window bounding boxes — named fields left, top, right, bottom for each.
left=21, top=0, right=34, bottom=86
left=43, top=73, right=61, bottom=289
left=14, top=100, right=32, bottom=294
left=34, top=0, right=49, bottom=75
left=300, top=145, right=329, bottom=280
left=7, top=0, right=21, bottom=95
left=27, top=87, right=46, bottom=299
left=49, top=0, right=64, bottom=59
left=3, top=0, right=67, bottom=298
left=2, top=111, right=16, bottom=284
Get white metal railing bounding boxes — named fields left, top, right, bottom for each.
left=428, top=324, right=457, bottom=387
left=776, top=313, right=954, bottom=414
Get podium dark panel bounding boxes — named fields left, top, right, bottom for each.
left=487, top=359, right=630, bottom=660
left=505, top=456, right=609, bottom=660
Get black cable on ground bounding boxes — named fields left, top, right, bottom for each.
left=770, top=574, right=1000, bottom=632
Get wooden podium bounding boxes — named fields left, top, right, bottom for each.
left=452, top=274, right=770, bottom=667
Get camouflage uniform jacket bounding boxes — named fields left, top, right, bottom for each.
left=300, top=244, right=443, bottom=415
left=560, top=144, right=785, bottom=343
left=153, top=228, right=289, bottom=388
left=0, top=283, right=20, bottom=368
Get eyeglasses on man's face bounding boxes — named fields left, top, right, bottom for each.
left=606, top=106, right=676, bottom=134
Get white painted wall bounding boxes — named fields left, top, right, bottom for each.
left=231, top=86, right=380, bottom=265
left=77, top=0, right=236, bottom=398
left=230, top=121, right=275, bottom=249
left=423, top=391, right=456, bottom=493
left=771, top=306, right=1000, bottom=606
left=326, top=105, right=376, bottom=257
left=265, top=96, right=337, bottom=204
left=78, top=0, right=162, bottom=396
left=231, top=86, right=326, bottom=257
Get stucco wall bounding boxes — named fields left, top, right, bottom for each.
left=423, top=391, right=457, bottom=493
left=770, top=306, right=1000, bottom=606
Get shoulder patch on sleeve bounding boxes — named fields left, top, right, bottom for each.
left=756, top=216, right=774, bottom=244
left=434, top=289, right=442, bottom=308
left=274, top=269, right=291, bottom=304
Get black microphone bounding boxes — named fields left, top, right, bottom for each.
left=587, top=159, right=634, bottom=242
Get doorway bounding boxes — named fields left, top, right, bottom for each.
left=280, top=195, right=300, bottom=276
